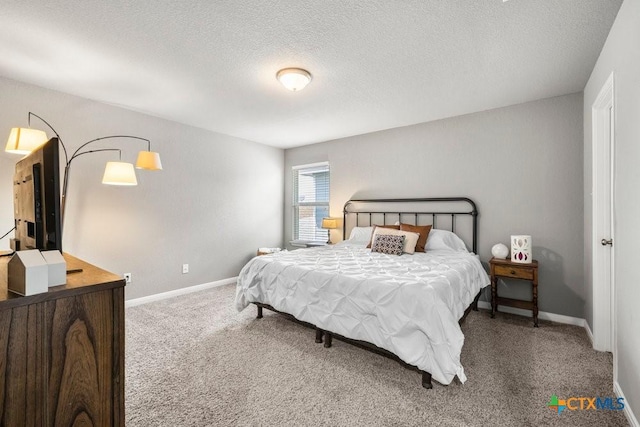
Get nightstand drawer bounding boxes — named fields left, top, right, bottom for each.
left=494, top=264, right=534, bottom=280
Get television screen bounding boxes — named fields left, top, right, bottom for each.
left=13, top=137, right=62, bottom=252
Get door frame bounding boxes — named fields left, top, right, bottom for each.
left=591, top=72, right=615, bottom=363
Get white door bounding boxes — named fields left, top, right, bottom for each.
left=591, top=72, right=615, bottom=356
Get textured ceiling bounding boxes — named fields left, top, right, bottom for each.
left=0, top=0, right=622, bottom=148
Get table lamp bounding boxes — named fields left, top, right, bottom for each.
left=321, top=217, right=340, bottom=244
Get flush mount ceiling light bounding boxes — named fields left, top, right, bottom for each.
left=276, top=68, right=312, bottom=92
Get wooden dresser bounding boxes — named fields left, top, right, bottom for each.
left=0, top=253, right=125, bottom=426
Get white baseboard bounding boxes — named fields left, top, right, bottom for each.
left=476, top=301, right=584, bottom=326
left=125, top=277, right=237, bottom=308
left=583, top=319, right=594, bottom=345
left=615, top=381, right=639, bottom=427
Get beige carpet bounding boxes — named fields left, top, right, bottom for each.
left=125, top=284, right=628, bottom=426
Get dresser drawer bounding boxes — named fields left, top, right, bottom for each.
left=494, top=264, right=534, bottom=280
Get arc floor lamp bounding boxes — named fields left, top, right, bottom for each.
left=5, top=112, right=163, bottom=233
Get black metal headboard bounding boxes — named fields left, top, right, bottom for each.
left=342, top=197, right=479, bottom=253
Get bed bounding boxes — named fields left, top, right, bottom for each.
left=235, top=197, right=490, bottom=388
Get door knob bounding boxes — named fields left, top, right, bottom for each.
left=601, top=238, right=613, bottom=246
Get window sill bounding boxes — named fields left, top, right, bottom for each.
left=289, top=240, right=328, bottom=248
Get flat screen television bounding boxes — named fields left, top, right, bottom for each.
left=13, top=137, right=62, bottom=252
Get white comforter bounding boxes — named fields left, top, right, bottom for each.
left=235, top=243, right=489, bottom=385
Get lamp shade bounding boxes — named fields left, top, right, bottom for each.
left=5, top=128, right=48, bottom=155
left=276, top=68, right=312, bottom=91
left=102, top=162, right=138, bottom=186
left=135, top=150, right=163, bottom=170
left=321, top=218, right=340, bottom=230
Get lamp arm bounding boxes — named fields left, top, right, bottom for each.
left=28, top=112, right=69, bottom=165
left=67, top=148, right=123, bottom=167
left=70, top=135, right=151, bottom=161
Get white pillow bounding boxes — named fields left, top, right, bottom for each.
left=425, top=229, right=469, bottom=252
left=371, top=227, right=420, bottom=254
left=348, top=226, right=374, bottom=244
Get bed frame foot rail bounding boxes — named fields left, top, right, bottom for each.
left=421, top=371, right=433, bottom=389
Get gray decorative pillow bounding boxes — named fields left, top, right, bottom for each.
left=371, top=234, right=405, bottom=256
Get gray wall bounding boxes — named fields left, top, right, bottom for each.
left=0, top=77, right=284, bottom=300
left=584, top=0, right=640, bottom=417
left=285, top=93, right=584, bottom=318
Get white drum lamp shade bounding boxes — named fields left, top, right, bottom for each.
left=511, top=235, right=532, bottom=263
left=102, top=162, right=138, bottom=186
left=5, top=128, right=48, bottom=155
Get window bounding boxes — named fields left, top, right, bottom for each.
left=293, top=162, right=330, bottom=241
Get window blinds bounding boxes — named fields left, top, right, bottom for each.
left=293, top=163, right=330, bottom=241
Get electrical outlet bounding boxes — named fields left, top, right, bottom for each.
left=124, top=273, right=132, bottom=284
left=182, top=264, right=189, bottom=274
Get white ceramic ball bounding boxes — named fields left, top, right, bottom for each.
left=491, top=243, right=509, bottom=259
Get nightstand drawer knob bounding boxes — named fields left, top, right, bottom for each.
left=510, top=270, right=516, bottom=275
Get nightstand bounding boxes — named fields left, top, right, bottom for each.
left=490, top=257, right=539, bottom=327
